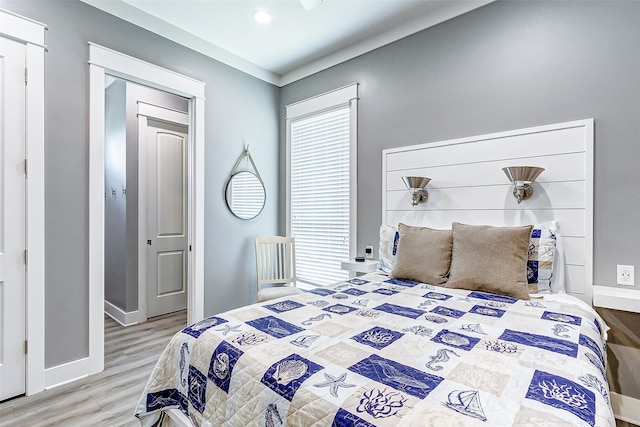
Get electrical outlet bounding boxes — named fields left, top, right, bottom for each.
left=617, top=265, right=635, bottom=286
left=365, top=245, right=374, bottom=259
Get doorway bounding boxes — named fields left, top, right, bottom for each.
left=88, top=43, right=205, bottom=376
left=104, top=78, right=189, bottom=324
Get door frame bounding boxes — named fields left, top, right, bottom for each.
left=0, top=9, right=47, bottom=396
left=137, top=103, right=190, bottom=321
left=88, top=43, right=205, bottom=375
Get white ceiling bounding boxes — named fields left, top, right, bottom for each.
left=81, top=0, right=493, bottom=86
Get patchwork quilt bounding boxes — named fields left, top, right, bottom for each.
left=135, top=273, right=615, bottom=427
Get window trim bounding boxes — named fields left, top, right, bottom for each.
left=285, top=83, right=358, bottom=282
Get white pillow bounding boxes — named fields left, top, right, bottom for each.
left=528, top=221, right=565, bottom=294
left=377, top=225, right=399, bottom=273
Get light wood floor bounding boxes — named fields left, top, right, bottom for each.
left=0, top=310, right=186, bottom=427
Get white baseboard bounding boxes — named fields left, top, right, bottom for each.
left=611, top=392, right=640, bottom=425
left=104, top=300, right=143, bottom=326
left=44, top=357, right=90, bottom=389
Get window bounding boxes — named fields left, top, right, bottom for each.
left=286, top=84, right=358, bottom=286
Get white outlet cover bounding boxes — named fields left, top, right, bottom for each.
left=365, top=245, right=374, bottom=259
left=616, top=264, right=635, bottom=286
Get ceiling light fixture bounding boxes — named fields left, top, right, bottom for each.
left=299, top=0, right=323, bottom=11
left=252, top=10, right=272, bottom=24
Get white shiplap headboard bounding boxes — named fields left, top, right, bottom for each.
left=382, top=119, right=594, bottom=304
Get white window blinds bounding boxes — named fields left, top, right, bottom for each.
left=290, top=107, right=351, bottom=286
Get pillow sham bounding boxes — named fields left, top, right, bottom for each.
left=446, top=222, right=532, bottom=300
left=377, top=224, right=399, bottom=273
left=390, top=223, right=452, bottom=285
left=528, top=221, right=558, bottom=294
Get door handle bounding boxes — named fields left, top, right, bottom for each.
left=147, top=239, right=152, bottom=246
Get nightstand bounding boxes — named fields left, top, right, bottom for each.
left=340, top=259, right=378, bottom=277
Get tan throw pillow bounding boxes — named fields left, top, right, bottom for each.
left=445, top=222, right=532, bottom=300
left=390, top=223, right=452, bottom=285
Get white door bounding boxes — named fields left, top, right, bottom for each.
left=145, top=118, right=189, bottom=318
left=0, top=36, right=27, bottom=400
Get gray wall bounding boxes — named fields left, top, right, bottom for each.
left=280, top=0, right=640, bottom=291
left=104, top=79, right=127, bottom=310
left=280, top=0, right=640, bottom=400
left=1, top=0, right=280, bottom=368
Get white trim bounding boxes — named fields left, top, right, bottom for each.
left=285, top=84, right=359, bottom=280
left=89, top=44, right=206, bottom=378
left=88, top=62, right=106, bottom=375
left=611, top=392, right=640, bottom=425
left=104, top=301, right=140, bottom=326
left=593, top=286, right=640, bottom=314
left=89, top=43, right=205, bottom=98
left=348, top=97, right=358, bottom=259
left=137, top=115, right=149, bottom=323
left=44, top=358, right=89, bottom=390
left=285, top=83, right=358, bottom=119
left=189, top=96, right=206, bottom=324
left=1, top=8, right=48, bottom=397
left=0, top=8, right=47, bottom=48
left=381, top=119, right=593, bottom=157
left=138, top=102, right=189, bottom=126
left=25, top=38, right=47, bottom=396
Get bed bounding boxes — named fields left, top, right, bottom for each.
left=136, top=119, right=612, bottom=426
left=134, top=270, right=613, bottom=426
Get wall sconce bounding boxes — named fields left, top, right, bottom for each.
left=502, top=166, right=545, bottom=204
left=402, top=176, right=431, bottom=206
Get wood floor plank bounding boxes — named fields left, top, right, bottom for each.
left=0, top=310, right=186, bottom=427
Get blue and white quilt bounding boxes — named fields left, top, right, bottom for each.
left=135, top=273, right=614, bottom=426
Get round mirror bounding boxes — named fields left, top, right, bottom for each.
left=225, top=171, right=266, bottom=220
